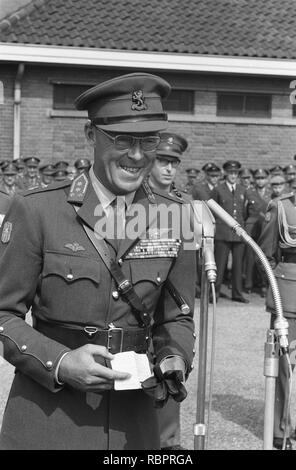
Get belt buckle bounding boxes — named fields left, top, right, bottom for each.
left=84, top=326, right=99, bottom=337
left=117, top=279, right=132, bottom=294
left=107, top=324, right=124, bottom=353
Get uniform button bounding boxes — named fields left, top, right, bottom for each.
left=46, top=361, right=53, bottom=369
left=193, top=349, right=196, bottom=354
left=66, top=273, right=74, bottom=280
left=112, top=291, right=119, bottom=300
left=193, top=332, right=197, bottom=338
left=0, top=326, right=3, bottom=333
left=156, top=276, right=161, bottom=284
left=190, top=364, right=194, bottom=371
left=118, top=259, right=123, bottom=266
left=21, top=345, right=27, bottom=352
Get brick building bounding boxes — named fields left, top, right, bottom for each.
left=1, top=0, right=296, bottom=186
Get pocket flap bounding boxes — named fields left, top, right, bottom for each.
left=43, top=252, right=100, bottom=284
left=130, top=259, right=172, bottom=286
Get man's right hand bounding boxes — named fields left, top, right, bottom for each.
left=58, top=344, right=131, bottom=392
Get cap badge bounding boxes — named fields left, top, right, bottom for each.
left=131, top=90, right=147, bottom=111
left=168, top=137, right=174, bottom=144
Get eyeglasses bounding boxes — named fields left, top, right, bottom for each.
left=156, top=156, right=180, bottom=168
left=95, top=126, right=161, bottom=152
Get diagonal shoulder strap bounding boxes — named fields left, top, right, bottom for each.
left=74, top=205, right=150, bottom=327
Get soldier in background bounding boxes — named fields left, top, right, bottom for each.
left=270, top=175, right=286, bottom=199
left=283, top=164, right=296, bottom=191
left=39, top=164, right=55, bottom=187
left=239, top=168, right=253, bottom=190
left=74, top=158, right=91, bottom=174
left=148, top=131, right=188, bottom=451
left=0, top=162, right=22, bottom=196
left=23, top=156, right=42, bottom=190
left=211, top=160, right=248, bottom=303
left=52, top=169, right=69, bottom=182
left=244, top=168, right=271, bottom=296
left=182, top=168, right=200, bottom=195
left=192, top=162, right=220, bottom=201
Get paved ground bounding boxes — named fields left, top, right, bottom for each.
left=1, top=288, right=295, bottom=450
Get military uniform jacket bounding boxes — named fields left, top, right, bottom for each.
left=245, top=187, right=271, bottom=239
left=210, top=182, right=247, bottom=242
left=0, top=173, right=196, bottom=450
left=191, top=181, right=213, bottom=201
left=258, top=192, right=296, bottom=317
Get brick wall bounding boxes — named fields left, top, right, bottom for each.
left=1, top=64, right=296, bottom=187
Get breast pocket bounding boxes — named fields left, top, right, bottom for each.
left=40, top=252, right=101, bottom=322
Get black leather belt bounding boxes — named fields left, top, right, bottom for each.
left=34, top=318, right=150, bottom=354
left=281, top=253, right=296, bottom=263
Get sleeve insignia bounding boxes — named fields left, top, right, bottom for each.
left=1, top=221, right=12, bottom=243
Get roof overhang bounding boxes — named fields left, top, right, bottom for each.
left=1, top=42, right=296, bottom=77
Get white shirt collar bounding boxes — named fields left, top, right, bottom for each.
left=89, top=166, right=135, bottom=214
left=226, top=181, right=236, bottom=192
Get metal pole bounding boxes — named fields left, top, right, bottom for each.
left=194, top=257, right=209, bottom=450
left=263, top=329, right=279, bottom=450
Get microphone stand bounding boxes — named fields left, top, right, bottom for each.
left=206, top=199, right=290, bottom=450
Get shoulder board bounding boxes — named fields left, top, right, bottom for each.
left=22, top=180, right=71, bottom=197
left=152, top=188, right=186, bottom=204
left=277, top=192, right=294, bottom=201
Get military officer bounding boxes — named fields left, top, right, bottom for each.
left=23, top=156, right=42, bottom=190
left=39, top=163, right=55, bottom=187
left=244, top=168, right=271, bottom=295
left=0, top=73, right=196, bottom=450
left=239, top=168, right=253, bottom=190
left=74, top=158, right=92, bottom=174
left=148, top=131, right=188, bottom=451
left=52, top=168, right=69, bottom=182
left=192, top=162, right=221, bottom=201
left=211, top=160, right=248, bottom=302
left=270, top=175, right=286, bottom=199
left=148, top=132, right=186, bottom=196
left=258, top=189, right=296, bottom=450
left=0, top=162, right=21, bottom=197
left=182, top=168, right=200, bottom=195
left=284, top=164, right=296, bottom=190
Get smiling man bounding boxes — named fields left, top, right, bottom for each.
left=0, top=73, right=196, bottom=450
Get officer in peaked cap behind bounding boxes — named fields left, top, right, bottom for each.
left=211, top=160, right=249, bottom=303
left=270, top=174, right=286, bottom=199
left=23, top=156, right=42, bottom=190
left=74, top=158, right=92, bottom=174
left=182, top=168, right=200, bottom=196
left=270, top=165, right=284, bottom=177
left=0, top=73, right=196, bottom=450
left=0, top=162, right=21, bottom=197
left=192, top=162, right=221, bottom=201
left=283, top=164, right=296, bottom=190
left=39, top=164, right=55, bottom=187
left=244, top=168, right=272, bottom=296
left=54, top=161, right=69, bottom=171
left=148, top=131, right=188, bottom=450
left=239, top=168, right=253, bottom=190
left=148, top=132, right=187, bottom=196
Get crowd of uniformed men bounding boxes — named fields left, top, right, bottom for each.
left=182, top=161, right=296, bottom=302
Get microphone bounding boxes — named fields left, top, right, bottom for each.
left=206, top=198, right=289, bottom=352
left=192, top=200, right=217, bottom=284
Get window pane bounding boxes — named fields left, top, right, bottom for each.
left=53, top=84, right=91, bottom=109
left=245, top=95, right=271, bottom=117
left=163, top=90, right=194, bottom=113
left=217, top=93, right=244, bottom=116
left=217, top=92, right=271, bottom=118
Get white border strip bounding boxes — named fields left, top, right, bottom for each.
left=1, top=43, right=296, bottom=77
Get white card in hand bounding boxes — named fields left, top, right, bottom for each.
left=111, top=351, right=152, bottom=390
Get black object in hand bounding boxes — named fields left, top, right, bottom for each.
left=141, top=364, right=187, bottom=408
